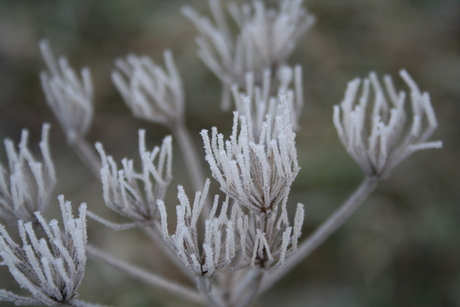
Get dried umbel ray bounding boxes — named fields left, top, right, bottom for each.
left=0, top=124, right=56, bottom=225
left=0, top=196, right=93, bottom=307
left=333, top=70, right=442, bottom=178
left=40, top=41, right=93, bottom=145
left=183, top=0, right=315, bottom=109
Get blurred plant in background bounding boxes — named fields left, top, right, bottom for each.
left=0, top=0, right=458, bottom=306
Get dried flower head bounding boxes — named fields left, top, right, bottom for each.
left=183, top=0, right=314, bottom=109
left=157, top=182, right=303, bottom=277
left=333, top=70, right=442, bottom=178
left=112, top=51, right=184, bottom=128
left=0, top=195, right=88, bottom=306
left=40, top=41, right=94, bottom=145
left=231, top=65, right=304, bottom=133
left=95, top=130, right=172, bottom=226
left=0, top=124, right=56, bottom=225
left=157, top=179, right=243, bottom=277
left=243, top=201, right=304, bottom=269
left=201, top=97, right=300, bottom=215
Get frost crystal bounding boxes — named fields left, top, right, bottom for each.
left=200, top=98, right=303, bottom=269
left=95, top=130, right=172, bottom=224
left=333, top=70, right=442, bottom=178
left=0, top=124, right=56, bottom=225
left=245, top=201, right=304, bottom=268
left=112, top=51, right=184, bottom=127
left=157, top=179, right=242, bottom=276
left=0, top=196, right=88, bottom=306
left=231, top=65, right=304, bottom=133
left=40, top=41, right=94, bottom=144
left=183, top=0, right=314, bottom=109
left=201, top=98, right=300, bottom=215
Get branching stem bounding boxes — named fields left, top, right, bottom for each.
left=171, top=121, right=211, bottom=221
left=172, top=122, right=206, bottom=192
left=232, top=269, right=264, bottom=307
left=196, top=276, right=225, bottom=307
left=144, top=226, right=196, bottom=282
left=261, top=176, right=380, bottom=292
left=86, top=244, right=204, bottom=305
left=71, top=136, right=101, bottom=177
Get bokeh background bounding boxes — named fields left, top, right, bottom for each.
left=0, top=0, right=459, bottom=306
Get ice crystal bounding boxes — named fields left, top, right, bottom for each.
left=333, top=70, right=442, bottom=178
left=0, top=124, right=56, bottom=225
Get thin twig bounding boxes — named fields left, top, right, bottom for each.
left=171, top=121, right=211, bottom=219
left=260, top=176, right=380, bottom=292
left=232, top=269, right=264, bottom=307
left=70, top=299, right=111, bottom=307
left=172, top=122, right=206, bottom=192
left=143, top=226, right=196, bottom=282
left=195, top=276, right=225, bottom=307
left=71, top=136, right=101, bottom=177
left=86, top=244, right=204, bottom=305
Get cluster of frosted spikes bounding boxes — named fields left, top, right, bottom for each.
left=39, top=41, right=93, bottom=145
left=231, top=65, right=304, bottom=134
left=112, top=51, right=184, bottom=128
left=157, top=178, right=304, bottom=277
left=93, top=131, right=173, bottom=228
left=0, top=196, right=91, bottom=307
left=0, top=124, right=56, bottom=225
left=0, top=125, right=97, bottom=306
left=183, top=0, right=315, bottom=109
left=91, top=96, right=305, bottom=275
left=0, top=0, right=443, bottom=305
left=333, top=70, right=442, bottom=178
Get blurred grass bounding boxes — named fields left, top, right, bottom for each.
left=0, top=0, right=459, bottom=306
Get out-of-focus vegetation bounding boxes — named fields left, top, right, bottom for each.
left=0, top=0, right=459, bottom=306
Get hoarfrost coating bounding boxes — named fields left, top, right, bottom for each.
left=0, top=0, right=444, bottom=306
left=0, top=196, right=89, bottom=306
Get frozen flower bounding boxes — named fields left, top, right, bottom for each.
left=201, top=98, right=300, bottom=215
left=0, top=195, right=90, bottom=306
left=157, top=179, right=242, bottom=277
left=333, top=70, right=442, bottom=178
left=200, top=98, right=303, bottom=269
left=112, top=51, right=184, bottom=128
left=0, top=124, right=56, bottom=225
left=94, top=130, right=172, bottom=226
left=244, top=201, right=304, bottom=269
left=231, top=65, right=304, bottom=134
left=40, top=41, right=94, bottom=145
left=183, top=0, right=314, bottom=109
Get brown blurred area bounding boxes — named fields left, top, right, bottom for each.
left=0, top=0, right=459, bottom=306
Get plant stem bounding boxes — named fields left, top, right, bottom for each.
left=171, top=121, right=211, bottom=219
left=71, top=136, right=101, bottom=177
left=172, top=122, right=206, bottom=192
left=196, top=276, right=225, bottom=307
left=144, top=226, right=196, bottom=282
left=260, top=176, right=380, bottom=292
left=70, top=299, right=111, bottom=307
left=86, top=244, right=204, bottom=305
left=232, top=269, right=264, bottom=307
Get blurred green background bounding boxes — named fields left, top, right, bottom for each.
left=0, top=0, right=459, bottom=306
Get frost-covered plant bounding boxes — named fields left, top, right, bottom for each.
left=0, top=196, right=99, bottom=306
left=201, top=98, right=300, bottom=216
left=112, top=51, right=184, bottom=128
left=333, top=70, right=442, bottom=178
left=231, top=65, right=304, bottom=133
left=0, top=0, right=443, bottom=306
left=90, top=130, right=172, bottom=228
left=0, top=124, right=55, bottom=225
left=40, top=41, right=93, bottom=145
left=40, top=40, right=99, bottom=175
left=183, top=0, right=315, bottom=109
